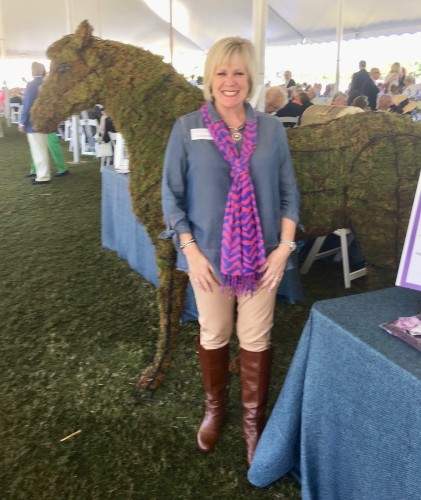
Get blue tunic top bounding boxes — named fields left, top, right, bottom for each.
left=20, top=76, right=44, bottom=133
left=161, top=102, right=300, bottom=279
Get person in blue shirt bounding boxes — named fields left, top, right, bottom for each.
left=162, top=37, right=300, bottom=466
left=19, top=62, right=51, bottom=184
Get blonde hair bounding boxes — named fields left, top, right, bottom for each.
left=203, top=37, right=257, bottom=102
left=265, top=86, right=287, bottom=113
left=390, top=62, right=400, bottom=74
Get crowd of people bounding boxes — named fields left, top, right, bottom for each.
left=264, top=61, right=421, bottom=127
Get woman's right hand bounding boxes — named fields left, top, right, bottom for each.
left=183, top=244, right=219, bottom=292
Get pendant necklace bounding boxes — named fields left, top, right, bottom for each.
left=228, top=123, right=245, bottom=142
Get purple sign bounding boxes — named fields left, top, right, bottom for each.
left=396, top=172, right=421, bottom=291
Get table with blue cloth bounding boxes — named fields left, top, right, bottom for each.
left=248, top=286, right=421, bottom=499
left=100, top=166, right=304, bottom=321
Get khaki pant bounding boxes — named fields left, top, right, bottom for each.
left=27, top=133, right=50, bottom=182
left=191, top=280, right=278, bottom=352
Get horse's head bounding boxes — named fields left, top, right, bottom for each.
left=32, top=21, right=105, bottom=132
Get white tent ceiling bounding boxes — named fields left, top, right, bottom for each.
left=1, top=0, right=421, bottom=58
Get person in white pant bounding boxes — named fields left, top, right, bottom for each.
left=19, top=62, right=51, bottom=184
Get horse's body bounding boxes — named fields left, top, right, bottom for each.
left=32, top=21, right=421, bottom=390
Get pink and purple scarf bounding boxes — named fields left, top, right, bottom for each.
left=201, top=103, right=266, bottom=294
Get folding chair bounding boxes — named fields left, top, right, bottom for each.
left=9, top=103, right=21, bottom=124
left=300, top=228, right=368, bottom=288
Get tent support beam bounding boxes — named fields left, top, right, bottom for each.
left=0, top=0, right=6, bottom=59
left=64, top=0, right=73, bottom=34
left=335, top=0, right=344, bottom=93
left=169, top=0, right=174, bottom=64
left=96, top=0, right=102, bottom=38
left=252, top=0, right=267, bottom=111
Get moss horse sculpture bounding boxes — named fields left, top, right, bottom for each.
left=32, top=21, right=421, bottom=390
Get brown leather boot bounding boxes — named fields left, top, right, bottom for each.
left=240, top=348, right=271, bottom=466
left=197, top=343, right=230, bottom=453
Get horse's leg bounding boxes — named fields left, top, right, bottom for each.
left=136, top=239, right=188, bottom=391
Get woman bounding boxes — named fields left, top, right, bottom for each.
left=384, top=62, right=401, bottom=93
left=162, top=37, right=299, bottom=466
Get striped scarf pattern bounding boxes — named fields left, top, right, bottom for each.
left=201, top=103, right=266, bottom=294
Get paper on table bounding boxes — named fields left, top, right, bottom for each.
left=380, top=314, right=421, bottom=352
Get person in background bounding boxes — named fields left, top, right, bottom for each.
left=323, top=83, right=335, bottom=98
left=331, top=91, right=348, bottom=106
left=377, top=93, right=393, bottom=112
left=27, top=133, right=69, bottom=178
left=19, top=62, right=51, bottom=185
left=311, top=83, right=322, bottom=98
left=297, top=91, right=314, bottom=113
left=0, top=88, right=4, bottom=114
left=389, top=83, right=401, bottom=95
left=384, top=62, right=401, bottom=93
left=351, top=95, right=370, bottom=111
left=264, top=86, right=288, bottom=114
left=402, top=75, right=421, bottom=100
left=347, top=60, right=371, bottom=105
left=363, top=67, right=381, bottom=110
left=162, top=37, right=299, bottom=466
left=398, top=66, right=407, bottom=92
left=275, top=86, right=304, bottom=127
left=284, top=70, right=296, bottom=88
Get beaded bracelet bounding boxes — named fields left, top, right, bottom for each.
left=179, top=238, right=196, bottom=250
left=279, top=240, right=297, bottom=252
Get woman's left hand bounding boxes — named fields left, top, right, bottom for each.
left=260, top=245, right=291, bottom=291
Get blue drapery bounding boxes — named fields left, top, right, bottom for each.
left=248, top=287, right=421, bottom=500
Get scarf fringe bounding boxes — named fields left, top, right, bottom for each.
left=221, top=273, right=264, bottom=295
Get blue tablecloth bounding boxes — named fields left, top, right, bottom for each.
left=248, top=287, right=421, bottom=499
left=101, top=166, right=304, bottom=320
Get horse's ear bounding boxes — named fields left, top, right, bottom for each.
left=73, top=20, right=94, bottom=50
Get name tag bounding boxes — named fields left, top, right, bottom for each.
left=191, top=128, right=213, bottom=141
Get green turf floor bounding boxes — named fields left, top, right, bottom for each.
left=0, top=121, right=395, bottom=499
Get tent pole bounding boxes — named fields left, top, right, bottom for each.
left=252, top=0, right=267, bottom=111
left=334, top=0, right=344, bottom=93
left=0, top=0, right=9, bottom=126
left=169, top=0, right=174, bottom=65
left=0, top=0, right=6, bottom=59
left=64, top=0, right=73, bottom=34
left=96, top=0, right=102, bottom=38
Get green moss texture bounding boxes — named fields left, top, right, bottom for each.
left=288, top=112, right=421, bottom=269
left=31, top=21, right=421, bottom=389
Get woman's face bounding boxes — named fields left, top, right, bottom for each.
left=211, top=54, right=249, bottom=113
